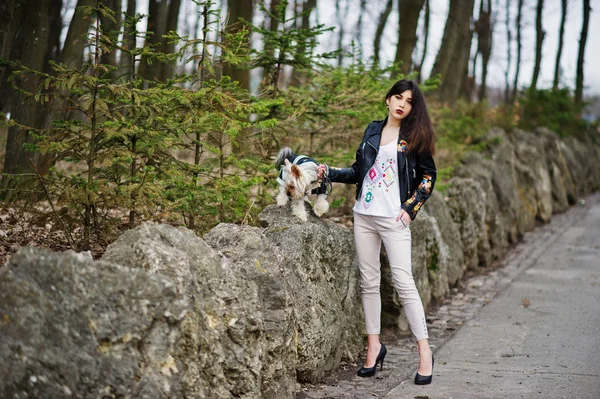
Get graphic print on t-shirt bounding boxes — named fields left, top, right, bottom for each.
left=382, top=157, right=396, bottom=188
left=360, top=147, right=397, bottom=209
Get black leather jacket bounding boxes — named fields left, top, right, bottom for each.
left=326, top=119, right=436, bottom=220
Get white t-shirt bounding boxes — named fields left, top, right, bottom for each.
left=353, top=138, right=401, bottom=217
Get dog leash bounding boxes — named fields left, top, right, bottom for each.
left=318, top=170, right=332, bottom=196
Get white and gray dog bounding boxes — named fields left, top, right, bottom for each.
left=275, top=147, right=329, bottom=221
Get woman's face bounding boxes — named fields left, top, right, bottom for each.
left=386, top=89, right=413, bottom=122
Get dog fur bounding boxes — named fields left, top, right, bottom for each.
left=275, top=147, right=329, bottom=221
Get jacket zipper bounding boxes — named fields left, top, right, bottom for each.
left=361, top=141, right=366, bottom=158
left=405, top=157, right=410, bottom=196
left=367, top=141, right=378, bottom=153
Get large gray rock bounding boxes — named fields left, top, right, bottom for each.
left=533, top=128, right=576, bottom=212
left=563, top=135, right=600, bottom=195
left=454, top=152, right=508, bottom=263
left=485, top=127, right=529, bottom=242
left=205, top=204, right=363, bottom=386
left=102, top=223, right=264, bottom=399
left=422, top=191, right=465, bottom=286
left=0, top=247, right=188, bottom=399
left=511, top=129, right=554, bottom=223
left=446, top=177, right=489, bottom=269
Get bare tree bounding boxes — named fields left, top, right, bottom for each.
left=3, top=0, right=54, bottom=177
left=336, top=0, right=350, bottom=67
left=292, top=0, right=317, bottom=85
left=511, top=0, right=523, bottom=102
left=161, top=0, right=182, bottom=81
left=575, top=0, right=590, bottom=105
left=414, top=0, right=430, bottom=82
left=373, top=0, right=393, bottom=68
left=394, top=0, right=426, bottom=75
left=355, top=0, right=367, bottom=60
left=61, top=0, right=96, bottom=68
left=138, top=0, right=183, bottom=83
left=429, top=0, right=477, bottom=103
left=121, top=0, right=137, bottom=79
left=504, top=0, right=511, bottom=104
left=475, top=0, right=492, bottom=100
left=99, top=0, right=122, bottom=79
left=552, top=0, right=567, bottom=91
left=529, top=0, right=544, bottom=92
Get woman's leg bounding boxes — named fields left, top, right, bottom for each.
left=353, top=212, right=383, bottom=367
left=376, top=217, right=433, bottom=375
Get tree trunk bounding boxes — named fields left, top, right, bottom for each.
left=575, top=0, right=590, bottom=105
left=511, top=0, right=522, bottom=102
left=291, top=0, right=317, bottom=86
left=336, top=0, right=349, bottom=67
left=0, top=0, right=30, bottom=113
left=121, top=0, right=137, bottom=79
left=504, top=0, right=511, bottom=104
left=99, top=0, right=122, bottom=77
left=373, top=0, right=393, bottom=68
left=476, top=0, right=492, bottom=100
left=394, top=0, right=426, bottom=76
left=221, top=0, right=251, bottom=89
left=459, top=20, right=475, bottom=100
left=414, top=0, right=430, bottom=83
left=529, top=0, right=544, bottom=92
left=552, top=0, right=567, bottom=91
left=355, top=0, right=367, bottom=61
left=429, top=0, right=476, bottom=104
left=3, top=0, right=53, bottom=177
left=47, top=0, right=63, bottom=65
left=159, top=0, right=181, bottom=81
left=61, top=0, right=96, bottom=69
left=37, top=0, right=96, bottom=175
left=138, top=0, right=165, bottom=83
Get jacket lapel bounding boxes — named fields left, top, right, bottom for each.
left=365, top=119, right=384, bottom=151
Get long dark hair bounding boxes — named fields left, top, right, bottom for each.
left=385, top=80, right=435, bottom=155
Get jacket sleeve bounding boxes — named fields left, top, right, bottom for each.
left=401, top=151, right=436, bottom=220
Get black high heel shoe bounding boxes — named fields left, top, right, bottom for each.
left=414, top=355, right=434, bottom=385
left=357, top=344, right=387, bottom=377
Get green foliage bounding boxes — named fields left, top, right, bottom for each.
left=519, top=88, right=587, bottom=137
left=251, top=0, right=338, bottom=97
left=5, top=2, right=280, bottom=248
left=430, top=99, right=490, bottom=171
left=14, top=0, right=583, bottom=248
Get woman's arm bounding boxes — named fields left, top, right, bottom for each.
left=401, top=151, right=436, bottom=220
left=325, top=157, right=359, bottom=184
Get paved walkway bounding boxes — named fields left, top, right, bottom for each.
left=299, top=193, right=600, bottom=399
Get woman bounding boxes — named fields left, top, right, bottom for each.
left=318, top=79, right=436, bottom=384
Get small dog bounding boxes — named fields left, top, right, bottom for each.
left=275, top=147, right=329, bottom=221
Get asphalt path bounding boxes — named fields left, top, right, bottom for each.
left=385, top=193, right=600, bottom=399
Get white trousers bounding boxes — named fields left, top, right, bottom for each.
left=353, top=212, right=429, bottom=341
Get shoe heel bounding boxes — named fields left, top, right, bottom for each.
left=379, top=344, right=387, bottom=371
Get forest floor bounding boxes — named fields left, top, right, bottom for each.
left=0, top=205, right=110, bottom=265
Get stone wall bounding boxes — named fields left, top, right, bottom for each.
left=1, top=205, right=362, bottom=399
left=381, top=127, right=600, bottom=330
left=1, top=127, right=599, bottom=398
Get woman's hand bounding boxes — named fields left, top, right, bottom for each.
left=396, top=209, right=411, bottom=227
left=317, top=164, right=327, bottom=180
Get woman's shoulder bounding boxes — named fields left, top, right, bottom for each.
left=365, top=119, right=385, bottom=132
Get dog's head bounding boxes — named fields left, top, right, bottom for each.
left=283, top=159, right=316, bottom=200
